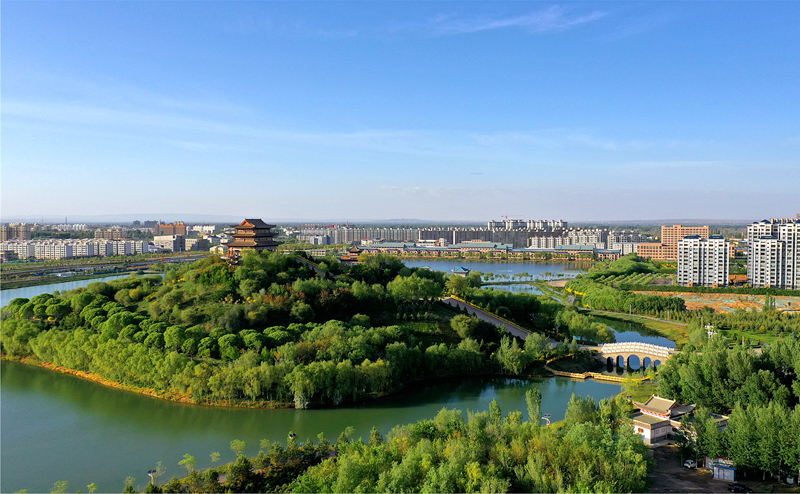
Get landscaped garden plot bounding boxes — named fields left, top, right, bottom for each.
left=633, top=291, right=800, bottom=313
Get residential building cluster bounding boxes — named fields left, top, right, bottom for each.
left=297, top=220, right=649, bottom=252
left=0, top=238, right=152, bottom=260
left=349, top=239, right=621, bottom=261
left=665, top=216, right=799, bottom=289
left=746, top=217, right=800, bottom=290
left=0, top=224, right=32, bottom=241
left=639, top=225, right=712, bottom=261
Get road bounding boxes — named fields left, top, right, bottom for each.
left=441, top=296, right=531, bottom=340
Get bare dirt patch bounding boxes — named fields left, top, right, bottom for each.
left=634, top=291, right=800, bottom=314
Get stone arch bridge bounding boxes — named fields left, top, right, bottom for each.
left=582, top=342, right=678, bottom=370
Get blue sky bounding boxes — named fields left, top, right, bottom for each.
left=2, top=1, right=799, bottom=223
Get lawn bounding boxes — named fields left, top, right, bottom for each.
left=580, top=310, right=690, bottom=347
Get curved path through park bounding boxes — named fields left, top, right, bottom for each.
left=442, top=296, right=532, bottom=340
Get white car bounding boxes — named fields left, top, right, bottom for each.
left=684, top=460, right=697, bottom=468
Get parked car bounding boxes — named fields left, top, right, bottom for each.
left=727, top=483, right=753, bottom=493
left=683, top=460, right=697, bottom=468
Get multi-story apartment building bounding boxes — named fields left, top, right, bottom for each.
left=0, top=241, right=36, bottom=259
left=95, top=228, right=127, bottom=240
left=677, top=235, right=730, bottom=287
left=782, top=222, right=799, bottom=290
left=0, top=224, right=33, bottom=241
left=746, top=218, right=799, bottom=289
left=749, top=236, right=785, bottom=288
left=638, top=225, right=710, bottom=261
left=153, top=235, right=186, bottom=253
left=610, top=242, right=640, bottom=255
left=157, top=222, right=187, bottom=236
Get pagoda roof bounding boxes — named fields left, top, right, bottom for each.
left=232, top=218, right=276, bottom=229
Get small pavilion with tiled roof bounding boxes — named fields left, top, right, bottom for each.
left=225, top=219, right=279, bottom=258
left=631, top=395, right=696, bottom=444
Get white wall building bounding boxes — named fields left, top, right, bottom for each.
left=746, top=218, right=800, bottom=289
left=748, top=236, right=785, bottom=288
left=153, top=235, right=185, bottom=252
left=678, top=235, right=730, bottom=287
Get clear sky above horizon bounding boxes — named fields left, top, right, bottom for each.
left=2, top=1, right=799, bottom=223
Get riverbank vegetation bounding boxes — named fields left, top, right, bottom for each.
left=1, top=252, right=590, bottom=409
left=137, top=395, right=650, bottom=493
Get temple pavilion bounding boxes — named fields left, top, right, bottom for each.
left=225, top=219, right=279, bottom=258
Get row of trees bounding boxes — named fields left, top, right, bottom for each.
left=685, top=403, right=800, bottom=482
left=658, top=336, right=800, bottom=413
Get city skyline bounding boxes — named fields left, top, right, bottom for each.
left=3, top=2, right=799, bottom=221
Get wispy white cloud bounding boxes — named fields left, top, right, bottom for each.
left=423, top=5, right=608, bottom=37
left=633, top=160, right=724, bottom=169
left=468, top=129, right=653, bottom=151
left=602, top=11, right=676, bottom=41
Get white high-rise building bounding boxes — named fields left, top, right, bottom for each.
left=746, top=218, right=800, bottom=289
left=749, top=236, right=785, bottom=288
left=678, top=235, right=730, bottom=287
left=779, top=222, right=799, bottom=290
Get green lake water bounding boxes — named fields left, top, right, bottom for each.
left=1, top=360, right=621, bottom=493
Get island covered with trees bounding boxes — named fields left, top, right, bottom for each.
left=1, top=251, right=583, bottom=409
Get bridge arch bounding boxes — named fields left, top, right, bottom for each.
left=596, top=342, right=675, bottom=371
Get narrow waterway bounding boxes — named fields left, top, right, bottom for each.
left=0, top=274, right=136, bottom=308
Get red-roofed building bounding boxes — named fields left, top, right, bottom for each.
left=226, top=219, right=279, bottom=258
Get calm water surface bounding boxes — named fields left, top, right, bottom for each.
left=403, top=259, right=588, bottom=279
left=0, top=274, right=135, bottom=308
left=588, top=315, right=676, bottom=348
left=1, top=360, right=620, bottom=493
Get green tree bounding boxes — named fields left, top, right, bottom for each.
left=178, top=453, right=197, bottom=476
left=496, top=336, right=525, bottom=374
left=450, top=314, right=478, bottom=339
left=231, top=439, right=247, bottom=457
left=526, top=388, right=542, bottom=425
left=51, top=481, right=69, bottom=494
left=445, top=275, right=470, bottom=298
left=290, top=302, right=315, bottom=322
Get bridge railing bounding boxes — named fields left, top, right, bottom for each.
left=599, top=342, right=673, bottom=358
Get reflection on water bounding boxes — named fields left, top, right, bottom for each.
left=0, top=274, right=150, bottom=308
left=1, top=360, right=620, bottom=493
left=588, top=315, right=675, bottom=348
left=485, top=284, right=545, bottom=295
left=403, top=260, right=588, bottom=279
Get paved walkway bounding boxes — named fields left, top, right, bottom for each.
left=442, top=296, right=531, bottom=340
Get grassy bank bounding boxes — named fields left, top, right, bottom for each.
left=579, top=309, right=690, bottom=346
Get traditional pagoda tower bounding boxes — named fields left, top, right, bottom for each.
left=226, top=218, right=279, bottom=258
